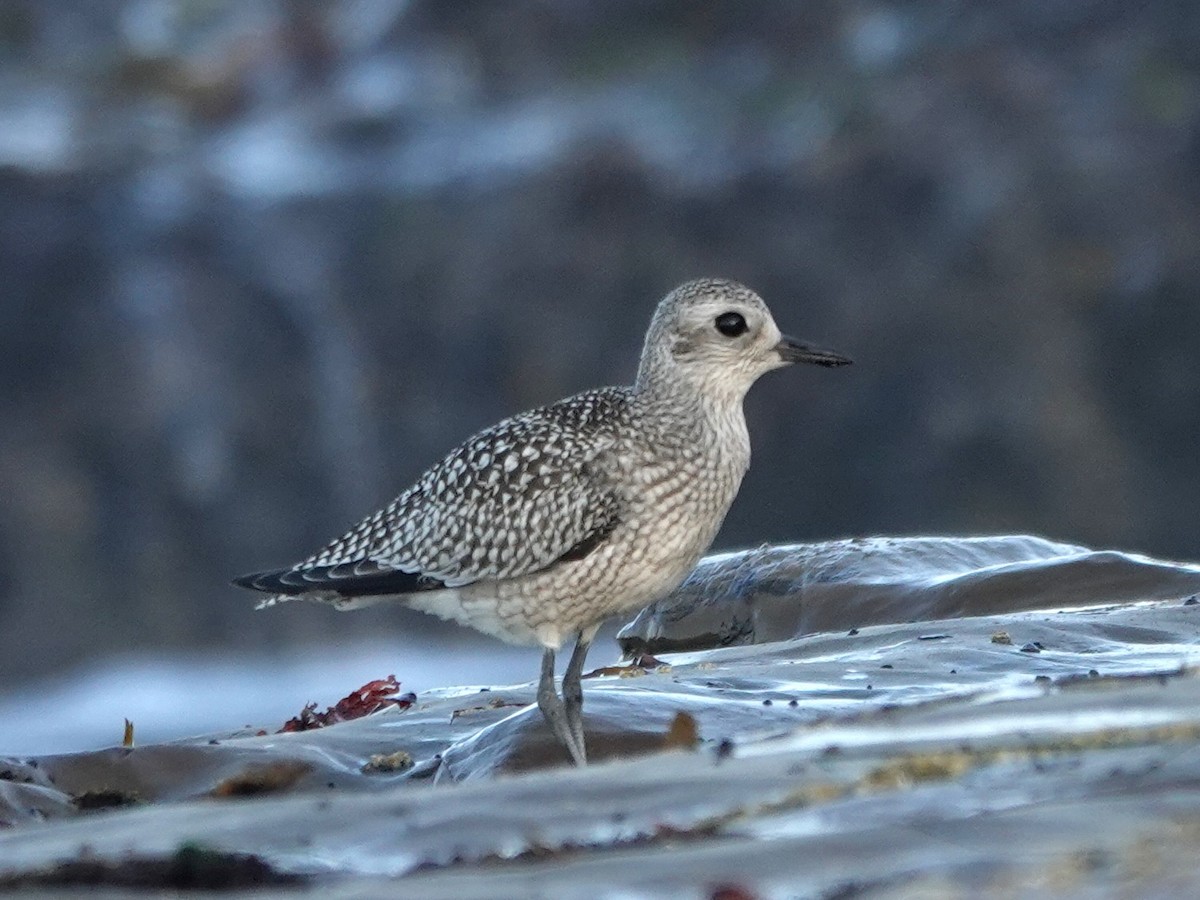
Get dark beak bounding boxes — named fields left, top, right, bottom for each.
left=776, top=335, right=853, bottom=367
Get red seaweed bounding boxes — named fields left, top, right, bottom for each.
left=278, top=676, right=415, bottom=732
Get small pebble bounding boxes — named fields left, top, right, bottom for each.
left=788, top=699, right=798, bottom=708
left=1020, top=642, right=1044, bottom=653
left=918, top=633, right=951, bottom=641
left=991, top=630, right=1012, bottom=645
left=949, top=669, right=957, bottom=674
left=1185, top=595, right=1198, bottom=606
left=1088, top=669, right=1100, bottom=677
left=762, top=699, right=773, bottom=706
left=880, top=664, right=893, bottom=669
left=1034, top=675, right=1051, bottom=683
left=848, top=628, right=860, bottom=636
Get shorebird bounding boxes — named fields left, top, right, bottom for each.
left=234, top=278, right=851, bottom=765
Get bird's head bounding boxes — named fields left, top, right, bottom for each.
left=636, top=278, right=852, bottom=402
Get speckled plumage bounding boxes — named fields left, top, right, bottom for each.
left=235, top=278, right=851, bottom=764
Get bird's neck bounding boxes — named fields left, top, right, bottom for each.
left=633, top=369, right=752, bottom=467
left=636, top=350, right=750, bottom=414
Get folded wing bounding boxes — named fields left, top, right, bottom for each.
left=234, top=390, right=627, bottom=600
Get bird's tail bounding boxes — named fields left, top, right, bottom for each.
left=232, top=568, right=313, bottom=609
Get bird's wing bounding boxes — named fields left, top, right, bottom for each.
left=239, top=389, right=628, bottom=597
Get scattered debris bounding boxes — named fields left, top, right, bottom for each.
left=451, top=696, right=525, bottom=721
left=362, top=751, right=414, bottom=774
left=210, top=761, right=312, bottom=798
left=631, top=652, right=667, bottom=668
left=664, top=711, right=699, bottom=751
left=710, top=884, right=757, bottom=900
left=0, top=843, right=306, bottom=890
left=279, top=676, right=414, bottom=732
left=0, top=761, right=46, bottom=786
left=862, top=750, right=975, bottom=791
left=588, top=659, right=663, bottom=678
left=72, top=789, right=140, bottom=812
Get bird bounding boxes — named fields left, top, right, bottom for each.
left=233, top=278, right=851, bottom=765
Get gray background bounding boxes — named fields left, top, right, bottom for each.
left=2, top=0, right=1198, bottom=685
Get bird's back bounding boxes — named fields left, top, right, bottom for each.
left=235, top=386, right=635, bottom=605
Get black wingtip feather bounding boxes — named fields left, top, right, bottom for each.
left=232, top=564, right=448, bottom=597
left=231, top=568, right=297, bottom=593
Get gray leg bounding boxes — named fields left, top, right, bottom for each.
left=536, top=647, right=586, bottom=767
left=562, top=625, right=598, bottom=765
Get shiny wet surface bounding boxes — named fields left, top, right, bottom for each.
left=3, top=535, right=1200, bottom=897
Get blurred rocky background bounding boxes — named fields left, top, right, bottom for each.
left=2, top=0, right=1198, bottom=685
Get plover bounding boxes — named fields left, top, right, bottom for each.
left=234, top=278, right=851, bottom=765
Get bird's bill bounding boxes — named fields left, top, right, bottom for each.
left=775, top=335, right=853, bottom=367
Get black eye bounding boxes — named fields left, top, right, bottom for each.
left=714, top=312, right=748, bottom=337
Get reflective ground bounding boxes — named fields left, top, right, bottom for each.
left=3, top=536, right=1200, bottom=897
